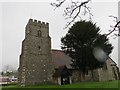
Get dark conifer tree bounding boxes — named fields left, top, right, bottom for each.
left=61, top=21, right=113, bottom=73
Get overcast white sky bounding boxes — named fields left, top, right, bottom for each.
left=0, top=0, right=119, bottom=71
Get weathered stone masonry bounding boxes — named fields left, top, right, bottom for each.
left=18, top=19, right=54, bottom=86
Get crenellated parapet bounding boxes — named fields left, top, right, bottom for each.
left=28, top=18, right=49, bottom=28
left=18, top=19, right=54, bottom=86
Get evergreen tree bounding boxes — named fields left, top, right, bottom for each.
left=61, top=20, right=113, bottom=73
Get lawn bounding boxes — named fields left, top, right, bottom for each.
left=1, top=80, right=119, bottom=90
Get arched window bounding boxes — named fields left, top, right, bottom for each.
left=38, top=30, right=41, bottom=37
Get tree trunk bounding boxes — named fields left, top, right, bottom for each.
left=79, top=70, right=82, bottom=82
left=91, top=70, right=94, bottom=81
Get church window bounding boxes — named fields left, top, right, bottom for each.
left=38, top=46, right=41, bottom=51
left=38, top=30, right=41, bottom=37
left=38, top=46, right=41, bottom=49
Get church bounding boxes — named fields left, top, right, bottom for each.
left=18, top=19, right=119, bottom=86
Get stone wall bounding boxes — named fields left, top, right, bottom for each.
left=18, top=19, right=55, bottom=86
left=71, top=70, right=81, bottom=83
left=97, top=59, right=119, bottom=81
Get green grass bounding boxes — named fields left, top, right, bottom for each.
left=1, top=80, right=119, bottom=89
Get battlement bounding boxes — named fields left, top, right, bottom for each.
left=28, top=19, right=49, bottom=27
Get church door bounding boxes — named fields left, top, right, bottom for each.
left=61, top=77, right=70, bottom=85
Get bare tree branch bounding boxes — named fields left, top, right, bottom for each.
left=106, top=16, right=120, bottom=37
left=50, top=0, right=66, bottom=8
left=109, top=15, right=118, bottom=22
left=106, top=21, right=120, bottom=36
left=51, top=0, right=92, bottom=29
left=64, top=4, right=81, bottom=28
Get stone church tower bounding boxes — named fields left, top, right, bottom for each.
left=18, top=19, right=54, bottom=86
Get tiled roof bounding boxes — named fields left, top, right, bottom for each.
left=52, top=49, right=72, bottom=68
left=51, top=49, right=117, bottom=69
left=107, top=57, right=117, bottom=66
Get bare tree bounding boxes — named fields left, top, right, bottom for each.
left=2, top=65, right=17, bottom=76
left=51, top=0, right=92, bottom=28
left=3, top=65, right=14, bottom=73
left=106, top=15, right=120, bottom=37
left=4, top=65, right=10, bottom=73
left=51, top=0, right=120, bottom=37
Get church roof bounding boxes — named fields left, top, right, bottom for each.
left=107, top=57, right=117, bottom=66
left=51, top=49, right=117, bottom=69
left=51, top=49, right=72, bottom=69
